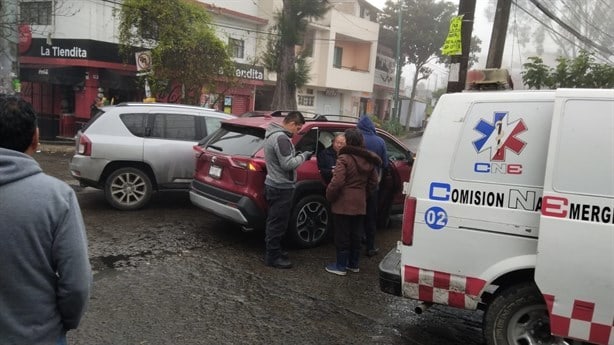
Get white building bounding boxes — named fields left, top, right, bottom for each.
left=220, top=0, right=403, bottom=118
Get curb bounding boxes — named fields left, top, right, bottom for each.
left=399, top=130, right=424, bottom=141
left=40, top=136, right=75, bottom=145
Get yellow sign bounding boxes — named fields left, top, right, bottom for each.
left=441, top=15, right=463, bottom=56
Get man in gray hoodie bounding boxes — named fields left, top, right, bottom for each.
left=263, top=111, right=311, bottom=269
left=0, top=94, right=92, bottom=344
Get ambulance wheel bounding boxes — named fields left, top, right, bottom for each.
left=483, top=282, right=571, bottom=345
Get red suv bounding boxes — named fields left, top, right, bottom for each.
left=189, top=113, right=414, bottom=248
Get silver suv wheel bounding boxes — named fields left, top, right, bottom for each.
left=104, top=167, right=153, bottom=211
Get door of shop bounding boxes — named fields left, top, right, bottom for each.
left=231, top=95, right=249, bottom=115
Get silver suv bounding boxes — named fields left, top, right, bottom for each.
left=69, top=102, right=232, bottom=210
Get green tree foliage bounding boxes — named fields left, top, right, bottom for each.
left=521, top=51, right=614, bottom=89
left=379, top=0, right=457, bottom=127
left=117, top=0, right=234, bottom=104
left=268, top=0, right=329, bottom=110
left=262, top=27, right=311, bottom=94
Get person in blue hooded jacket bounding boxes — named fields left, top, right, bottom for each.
left=0, top=94, right=92, bottom=345
left=356, top=115, right=388, bottom=257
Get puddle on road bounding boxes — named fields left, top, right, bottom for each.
left=99, top=251, right=152, bottom=268
left=92, top=247, right=200, bottom=273
left=93, top=250, right=154, bottom=272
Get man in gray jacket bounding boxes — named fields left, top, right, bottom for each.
left=0, top=94, right=92, bottom=344
left=263, top=111, right=311, bottom=268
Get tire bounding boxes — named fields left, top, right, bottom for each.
left=484, top=282, right=576, bottom=345
left=287, top=195, right=331, bottom=248
left=104, top=167, right=153, bottom=211
left=377, top=213, right=391, bottom=229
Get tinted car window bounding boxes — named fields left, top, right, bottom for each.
left=152, top=113, right=197, bottom=141
left=381, top=134, right=409, bottom=161
left=295, top=129, right=319, bottom=153
left=120, top=113, right=146, bottom=137
left=205, top=124, right=264, bottom=156
left=204, top=117, right=223, bottom=135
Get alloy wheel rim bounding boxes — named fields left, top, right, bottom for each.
left=110, top=172, right=146, bottom=206
left=296, top=201, right=328, bottom=244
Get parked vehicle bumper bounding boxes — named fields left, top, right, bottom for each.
left=69, top=155, right=108, bottom=187
left=379, top=246, right=402, bottom=297
left=189, top=180, right=264, bottom=227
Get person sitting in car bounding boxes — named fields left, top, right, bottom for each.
left=317, top=133, right=346, bottom=184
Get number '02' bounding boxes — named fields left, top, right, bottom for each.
left=424, top=206, right=448, bottom=230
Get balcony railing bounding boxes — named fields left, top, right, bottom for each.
left=333, top=64, right=369, bottom=73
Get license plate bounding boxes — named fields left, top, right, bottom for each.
left=209, top=165, right=222, bottom=179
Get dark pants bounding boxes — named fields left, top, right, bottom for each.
left=334, top=214, right=364, bottom=266
left=364, top=189, right=378, bottom=251
left=264, top=185, right=293, bottom=261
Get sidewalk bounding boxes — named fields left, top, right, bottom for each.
left=399, top=128, right=424, bottom=140
left=39, top=138, right=75, bottom=153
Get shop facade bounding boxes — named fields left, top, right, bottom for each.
left=18, top=34, right=138, bottom=138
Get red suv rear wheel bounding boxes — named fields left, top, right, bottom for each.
left=288, top=195, right=331, bottom=248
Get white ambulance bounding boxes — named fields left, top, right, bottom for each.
left=379, top=88, right=614, bottom=345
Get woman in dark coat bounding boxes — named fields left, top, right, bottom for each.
left=325, top=128, right=381, bottom=275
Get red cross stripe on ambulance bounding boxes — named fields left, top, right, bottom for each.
left=544, top=294, right=614, bottom=344
left=403, top=265, right=486, bottom=310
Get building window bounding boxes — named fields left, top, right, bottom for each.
left=302, top=30, right=315, bottom=57
left=333, top=47, right=343, bottom=68
left=229, top=38, right=244, bottom=59
left=298, top=95, right=315, bottom=107
left=20, top=1, right=52, bottom=25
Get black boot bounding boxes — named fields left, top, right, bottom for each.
left=265, top=256, right=293, bottom=269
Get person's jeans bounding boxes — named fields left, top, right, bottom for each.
left=264, top=185, right=293, bottom=262
left=57, top=332, right=67, bottom=345
left=333, top=214, right=364, bottom=267
left=364, top=189, right=378, bottom=251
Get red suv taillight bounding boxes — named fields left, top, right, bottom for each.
left=233, top=158, right=265, bottom=172
left=402, top=196, right=417, bottom=245
left=78, top=134, right=92, bottom=156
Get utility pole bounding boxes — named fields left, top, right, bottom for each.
left=486, top=0, right=511, bottom=68
left=0, top=0, right=19, bottom=95
left=392, top=0, right=402, bottom=121
left=446, top=0, right=475, bottom=93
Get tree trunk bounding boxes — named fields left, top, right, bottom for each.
left=271, top=44, right=297, bottom=110
left=404, top=65, right=421, bottom=129
left=270, top=1, right=297, bottom=110
left=0, top=0, right=19, bottom=95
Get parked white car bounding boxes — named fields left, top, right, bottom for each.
left=69, top=102, right=233, bottom=210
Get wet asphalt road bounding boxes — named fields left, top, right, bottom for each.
left=34, top=143, right=485, bottom=345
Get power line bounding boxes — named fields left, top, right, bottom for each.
left=510, top=2, right=523, bottom=70
left=527, top=0, right=613, bottom=57
left=512, top=1, right=612, bottom=64
left=558, top=0, right=614, bottom=42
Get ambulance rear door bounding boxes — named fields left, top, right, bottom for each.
left=535, top=88, right=614, bottom=345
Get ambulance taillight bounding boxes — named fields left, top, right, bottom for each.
left=402, top=197, right=417, bottom=245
